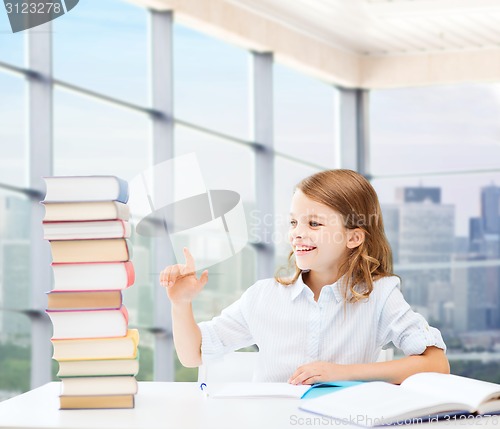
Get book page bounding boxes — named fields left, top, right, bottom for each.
left=299, top=381, right=472, bottom=426
left=401, top=373, right=500, bottom=410
left=211, top=383, right=310, bottom=399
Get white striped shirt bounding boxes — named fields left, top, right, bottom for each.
left=198, top=273, right=446, bottom=382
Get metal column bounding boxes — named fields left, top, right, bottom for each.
left=150, top=10, right=175, bottom=381
left=27, top=21, right=53, bottom=388
left=336, top=88, right=370, bottom=176
left=251, top=52, right=275, bottom=279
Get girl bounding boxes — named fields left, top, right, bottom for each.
left=160, top=169, right=449, bottom=384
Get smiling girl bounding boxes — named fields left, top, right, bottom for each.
left=160, top=169, right=449, bottom=384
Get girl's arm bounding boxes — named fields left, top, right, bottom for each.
left=171, top=302, right=203, bottom=367
left=289, top=346, right=449, bottom=385
left=160, top=248, right=208, bottom=367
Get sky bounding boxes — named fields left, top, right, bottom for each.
left=1, top=0, right=500, bottom=238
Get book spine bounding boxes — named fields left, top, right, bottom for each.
left=115, top=176, right=129, bottom=204
left=124, top=261, right=135, bottom=286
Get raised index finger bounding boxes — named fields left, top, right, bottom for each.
left=183, top=247, right=196, bottom=271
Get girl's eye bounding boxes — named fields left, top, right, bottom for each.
left=310, top=221, right=321, bottom=227
left=289, top=220, right=297, bottom=227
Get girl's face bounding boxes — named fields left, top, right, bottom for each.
left=288, top=189, right=350, bottom=274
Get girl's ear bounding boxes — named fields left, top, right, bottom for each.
left=346, top=228, right=365, bottom=249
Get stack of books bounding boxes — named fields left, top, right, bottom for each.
left=42, top=176, right=139, bottom=410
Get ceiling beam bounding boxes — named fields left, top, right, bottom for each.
left=362, top=47, right=500, bottom=89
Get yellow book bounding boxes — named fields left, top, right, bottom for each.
left=52, top=329, right=139, bottom=361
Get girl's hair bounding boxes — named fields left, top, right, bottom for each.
left=275, top=169, right=394, bottom=303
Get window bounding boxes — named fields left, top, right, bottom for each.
left=174, top=24, right=250, bottom=139
left=53, top=0, right=148, bottom=106
left=0, top=190, right=32, bottom=399
left=370, top=85, right=500, bottom=176
left=274, top=63, right=336, bottom=167
left=371, top=86, right=500, bottom=382
left=0, top=11, right=24, bottom=66
left=53, top=89, right=150, bottom=179
left=0, top=73, right=26, bottom=187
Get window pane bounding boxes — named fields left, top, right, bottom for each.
left=53, top=0, right=148, bottom=106
left=274, top=156, right=320, bottom=268
left=0, top=311, right=31, bottom=400
left=373, top=173, right=500, bottom=382
left=0, top=72, right=26, bottom=187
left=53, top=89, right=151, bottom=180
left=174, top=124, right=255, bottom=205
left=136, top=329, right=154, bottom=382
left=274, top=63, right=336, bottom=167
left=174, top=24, right=250, bottom=139
left=370, top=84, right=500, bottom=176
left=0, top=190, right=31, bottom=311
left=0, top=11, right=24, bottom=66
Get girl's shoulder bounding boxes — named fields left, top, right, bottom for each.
left=370, top=274, right=401, bottom=300
left=241, top=277, right=279, bottom=298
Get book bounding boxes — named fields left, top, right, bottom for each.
left=60, top=375, right=138, bottom=396
left=43, top=201, right=130, bottom=222
left=59, top=394, right=134, bottom=410
left=43, top=220, right=131, bottom=240
left=49, top=238, right=131, bottom=263
left=43, top=176, right=128, bottom=203
left=47, top=290, right=122, bottom=311
left=52, top=329, right=139, bottom=361
left=57, top=356, right=139, bottom=377
left=299, top=373, right=500, bottom=426
left=47, top=306, right=129, bottom=339
left=210, top=381, right=362, bottom=399
left=51, top=261, right=135, bottom=291
left=211, top=383, right=310, bottom=399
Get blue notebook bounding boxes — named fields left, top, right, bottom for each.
left=301, top=381, right=365, bottom=400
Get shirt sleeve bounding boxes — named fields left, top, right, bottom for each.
left=376, top=283, right=447, bottom=356
left=197, top=287, right=255, bottom=363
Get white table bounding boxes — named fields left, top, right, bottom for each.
left=0, top=382, right=498, bottom=429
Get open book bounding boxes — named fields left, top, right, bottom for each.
left=299, top=372, right=500, bottom=426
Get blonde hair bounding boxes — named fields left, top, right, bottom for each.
left=274, top=169, right=395, bottom=303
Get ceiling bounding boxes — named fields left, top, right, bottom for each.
left=227, top=0, right=500, bottom=56
left=132, top=0, right=500, bottom=88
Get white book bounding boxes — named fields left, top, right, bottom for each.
left=60, top=376, right=138, bottom=396
left=43, top=201, right=129, bottom=222
left=43, top=176, right=128, bottom=203
left=51, top=262, right=134, bottom=291
left=46, top=306, right=129, bottom=340
left=43, top=220, right=131, bottom=240
left=299, top=373, right=500, bottom=426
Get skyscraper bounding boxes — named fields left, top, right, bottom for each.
left=385, top=187, right=454, bottom=312
left=481, top=185, right=500, bottom=235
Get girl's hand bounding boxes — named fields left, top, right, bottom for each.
left=159, top=247, right=208, bottom=304
left=288, top=361, right=348, bottom=385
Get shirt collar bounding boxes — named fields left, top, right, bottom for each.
left=290, top=271, right=344, bottom=303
